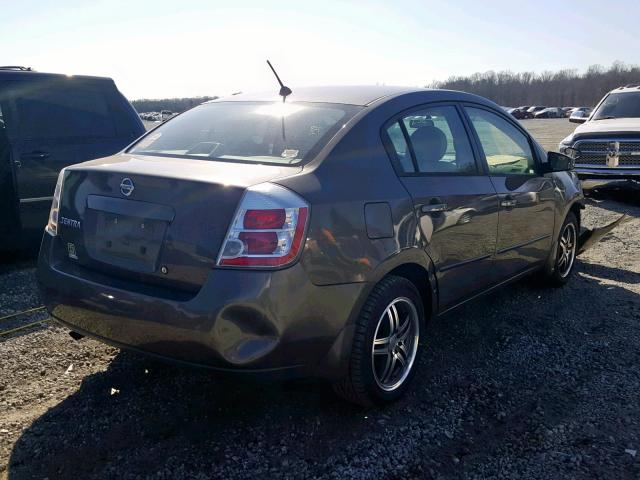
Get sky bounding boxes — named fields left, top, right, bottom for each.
left=1, top=0, right=638, bottom=100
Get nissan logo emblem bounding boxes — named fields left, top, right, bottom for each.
left=120, top=178, right=134, bottom=197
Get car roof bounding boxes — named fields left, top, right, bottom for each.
left=207, top=85, right=499, bottom=108
left=0, top=68, right=114, bottom=84
left=610, top=85, right=640, bottom=94
left=208, top=85, right=419, bottom=106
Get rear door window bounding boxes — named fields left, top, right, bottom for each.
left=16, top=83, right=116, bottom=139
left=384, top=121, right=414, bottom=172
left=385, top=105, right=477, bottom=174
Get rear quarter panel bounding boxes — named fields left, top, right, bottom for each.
left=276, top=102, right=422, bottom=287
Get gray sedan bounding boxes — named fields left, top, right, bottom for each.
left=37, top=86, right=583, bottom=406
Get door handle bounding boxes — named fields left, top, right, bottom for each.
left=422, top=203, right=448, bottom=213
left=501, top=196, right=517, bottom=209
left=20, top=151, right=50, bottom=160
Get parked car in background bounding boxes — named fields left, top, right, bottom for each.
left=560, top=85, right=640, bottom=188
left=38, top=85, right=583, bottom=406
left=140, top=112, right=162, bottom=121
left=561, top=107, right=574, bottom=117
left=569, top=109, right=591, bottom=122
left=527, top=106, right=547, bottom=116
left=534, top=107, right=565, bottom=119
left=160, top=110, right=175, bottom=121
left=517, top=106, right=533, bottom=118
left=0, top=66, right=144, bottom=250
left=507, top=107, right=526, bottom=119
left=140, top=111, right=178, bottom=123
left=568, top=107, right=592, bottom=118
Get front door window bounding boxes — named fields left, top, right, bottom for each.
left=465, top=107, right=536, bottom=175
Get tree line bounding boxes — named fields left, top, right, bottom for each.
left=430, top=62, right=640, bottom=107
left=131, top=62, right=640, bottom=112
left=131, top=96, right=218, bottom=113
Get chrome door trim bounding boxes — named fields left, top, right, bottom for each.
left=19, top=196, right=53, bottom=204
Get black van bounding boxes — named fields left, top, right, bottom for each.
left=0, top=66, right=144, bottom=249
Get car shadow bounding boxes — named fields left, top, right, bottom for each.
left=580, top=259, right=640, bottom=284
left=6, top=349, right=362, bottom=479
left=6, top=260, right=640, bottom=479
left=0, top=250, right=36, bottom=273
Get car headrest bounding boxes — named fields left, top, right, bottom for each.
left=410, top=126, right=447, bottom=165
left=409, top=118, right=434, bottom=129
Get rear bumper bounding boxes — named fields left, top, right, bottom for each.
left=37, top=232, right=365, bottom=380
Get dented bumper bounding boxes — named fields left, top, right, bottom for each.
left=578, top=214, right=632, bottom=255
left=37, top=232, right=365, bottom=379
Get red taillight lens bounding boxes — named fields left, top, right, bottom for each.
left=244, top=209, right=286, bottom=229
left=46, top=169, right=66, bottom=236
left=217, top=183, right=310, bottom=268
left=238, top=231, right=279, bottom=254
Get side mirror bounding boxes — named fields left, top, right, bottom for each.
left=569, top=116, right=587, bottom=124
left=545, top=151, right=575, bottom=172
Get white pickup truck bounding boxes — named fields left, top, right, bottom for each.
left=559, top=85, right=640, bottom=188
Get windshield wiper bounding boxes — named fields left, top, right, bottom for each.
left=594, top=116, right=617, bottom=120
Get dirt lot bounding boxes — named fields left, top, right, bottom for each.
left=1, top=119, right=639, bottom=479
left=520, top=118, right=576, bottom=151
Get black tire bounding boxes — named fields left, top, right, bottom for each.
left=333, top=275, right=425, bottom=407
left=545, top=212, right=579, bottom=287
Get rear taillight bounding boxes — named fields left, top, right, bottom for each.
left=45, top=169, right=66, bottom=236
left=217, top=183, right=309, bottom=268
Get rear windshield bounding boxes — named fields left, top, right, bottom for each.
left=593, top=92, right=640, bottom=120
left=128, top=101, right=362, bottom=165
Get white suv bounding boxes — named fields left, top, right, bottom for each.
left=559, top=85, right=640, bottom=188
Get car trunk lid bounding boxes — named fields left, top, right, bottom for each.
left=57, top=154, right=300, bottom=292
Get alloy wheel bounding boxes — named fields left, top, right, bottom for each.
left=557, top=222, right=577, bottom=278
left=371, top=297, right=420, bottom=392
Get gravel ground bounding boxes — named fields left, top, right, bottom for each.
left=1, top=120, right=639, bottom=479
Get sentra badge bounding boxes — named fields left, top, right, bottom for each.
left=59, top=216, right=81, bottom=229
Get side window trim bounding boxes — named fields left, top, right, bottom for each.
left=380, top=101, right=482, bottom=177
left=460, top=102, right=542, bottom=176
left=398, top=119, right=419, bottom=172
left=454, top=102, right=489, bottom=176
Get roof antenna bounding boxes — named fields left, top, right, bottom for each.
left=266, top=60, right=293, bottom=157
left=267, top=60, right=292, bottom=102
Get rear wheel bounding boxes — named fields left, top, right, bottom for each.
left=333, top=276, right=424, bottom=407
left=546, top=212, right=578, bottom=286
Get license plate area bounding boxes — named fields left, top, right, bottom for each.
left=85, top=211, right=167, bottom=273
left=606, top=156, right=619, bottom=168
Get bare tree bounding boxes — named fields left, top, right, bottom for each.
left=430, top=62, right=640, bottom=106
left=131, top=96, right=219, bottom=113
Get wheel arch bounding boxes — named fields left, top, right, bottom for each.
left=368, top=248, right=438, bottom=319
left=569, top=200, right=583, bottom=230
left=544, top=199, right=584, bottom=275
left=314, top=248, right=438, bottom=380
